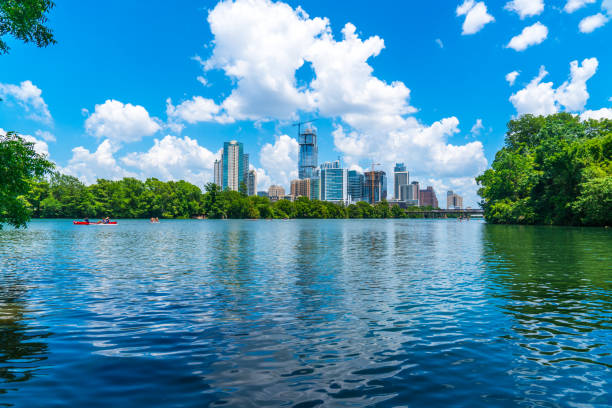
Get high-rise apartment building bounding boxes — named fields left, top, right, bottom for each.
left=419, top=186, right=438, bottom=208
left=290, top=178, right=311, bottom=198
left=364, top=171, right=387, bottom=204
left=268, top=185, right=285, bottom=201
left=298, top=127, right=318, bottom=179
left=310, top=177, right=320, bottom=200
left=394, top=163, right=409, bottom=201
left=447, top=190, right=463, bottom=209
left=213, top=158, right=223, bottom=186
left=213, top=141, right=250, bottom=192
left=319, top=160, right=348, bottom=203
left=402, top=181, right=419, bottom=206
left=348, top=170, right=364, bottom=203
left=247, top=170, right=257, bottom=196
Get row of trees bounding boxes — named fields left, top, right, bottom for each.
left=476, top=114, right=611, bottom=226
left=23, top=175, right=437, bottom=220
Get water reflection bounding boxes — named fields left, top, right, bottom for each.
left=0, top=274, right=49, bottom=395
left=0, top=220, right=610, bottom=407
left=482, top=225, right=612, bottom=405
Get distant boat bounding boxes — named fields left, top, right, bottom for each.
left=73, top=221, right=117, bottom=225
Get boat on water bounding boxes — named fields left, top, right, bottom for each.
left=73, top=221, right=117, bottom=225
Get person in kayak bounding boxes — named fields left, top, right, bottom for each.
left=84, top=217, right=89, bottom=224
left=102, top=217, right=111, bottom=224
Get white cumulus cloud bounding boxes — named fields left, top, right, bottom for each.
left=166, top=96, right=232, bottom=125
left=35, top=129, right=56, bottom=142
left=456, top=0, right=495, bottom=35
left=121, top=135, right=217, bottom=185
left=564, top=0, right=596, bottom=13
left=506, top=71, right=520, bottom=86
left=580, top=107, right=612, bottom=120
left=505, top=0, right=544, bottom=18
left=258, top=135, right=299, bottom=190
left=0, top=80, right=52, bottom=124
left=579, top=13, right=609, bottom=32
left=85, top=100, right=161, bottom=143
left=509, top=58, right=598, bottom=116
left=62, top=140, right=134, bottom=184
left=507, top=22, right=548, bottom=51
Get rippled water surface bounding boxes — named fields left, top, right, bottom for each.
left=0, top=219, right=610, bottom=407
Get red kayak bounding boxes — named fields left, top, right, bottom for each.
left=73, top=221, right=117, bottom=225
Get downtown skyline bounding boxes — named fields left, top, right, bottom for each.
left=1, top=0, right=611, bottom=207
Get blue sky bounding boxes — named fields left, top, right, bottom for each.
left=1, top=0, right=611, bottom=206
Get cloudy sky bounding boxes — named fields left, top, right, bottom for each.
left=1, top=0, right=611, bottom=206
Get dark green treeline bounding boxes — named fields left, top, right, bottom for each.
left=476, top=113, right=611, bottom=226
left=24, top=174, right=434, bottom=220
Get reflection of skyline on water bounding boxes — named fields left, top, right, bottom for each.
left=0, top=219, right=609, bottom=407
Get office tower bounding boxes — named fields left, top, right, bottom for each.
left=348, top=170, right=365, bottom=203
left=319, top=160, right=348, bottom=203
left=247, top=170, right=257, bottom=196
left=290, top=178, right=311, bottom=198
left=310, top=177, right=320, bottom=200
left=243, top=154, right=249, bottom=186
left=364, top=170, right=387, bottom=204
left=298, top=127, right=318, bottom=179
left=268, top=185, right=285, bottom=201
left=419, top=186, right=438, bottom=208
left=220, top=140, right=248, bottom=191
left=394, top=163, right=409, bottom=201
left=213, top=158, right=223, bottom=186
left=447, top=190, right=463, bottom=209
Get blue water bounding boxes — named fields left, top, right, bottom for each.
left=0, top=219, right=610, bottom=407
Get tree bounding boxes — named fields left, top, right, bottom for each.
left=477, top=114, right=611, bottom=226
left=1, top=132, right=53, bottom=228
left=0, top=0, right=56, bottom=55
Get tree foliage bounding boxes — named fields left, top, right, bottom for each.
left=1, top=132, right=54, bottom=228
left=477, top=114, right=612, bottom=226
left=0, top=0, right=56, bottom=55
left=21, top=177, right=438, bottom=221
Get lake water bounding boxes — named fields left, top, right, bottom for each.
left=0, top=219, right=610, bottom=407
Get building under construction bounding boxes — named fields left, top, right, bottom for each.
left=364, top=170, right=387, bottom=204
left=298, top=127, right=318, bottom=180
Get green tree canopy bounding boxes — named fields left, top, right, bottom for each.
left=1, top=132, right=54, bottom=228
left=0, top=0, right=56, bottom=55
left=477, top=114, right=611, bottom=226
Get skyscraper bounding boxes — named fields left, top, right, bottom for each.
left=215, top=141, right=249, bottom=192
left=247, top=170, right=257, bottom=196
left=213, top=158, right=223, bottom=186
left=268, top=185, right=285, bottom=201
left=298, top=127, right=318, bottom=179
left=447, top=190, right=463, bottom=209
left=319, top=160, right=348, bottom=203
left=290, top=178, right=311, bottom=198
left=364, top=171, right=387, bottom=204
left=394, top=163, right=409, bottom=201
left=348, top=170, right=364, bottom=203
left=419, top=186, right=438, bottom=208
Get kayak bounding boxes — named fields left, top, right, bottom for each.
left=73, top=221, right=117, bottom=225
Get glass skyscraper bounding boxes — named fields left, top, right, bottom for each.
left=298, top=128, right=317, bottom=179
left=319, top=161, right=347, bottom=203
left=393, top=163, right=409, bottom=201
left=221, top=140, right=246, bottom=191
left=348, top=170, right=364, bottom=203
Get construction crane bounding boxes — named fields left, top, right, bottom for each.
left=369, top=161, right=381, bottom=204
left=292, top=119, right=317, bottom=136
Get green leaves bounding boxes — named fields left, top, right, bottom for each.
left=0, top=0, right=56, bottom=54
left=477, top=114, right=612, bottom=226
left=0, top=131, right=54, bottom=228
